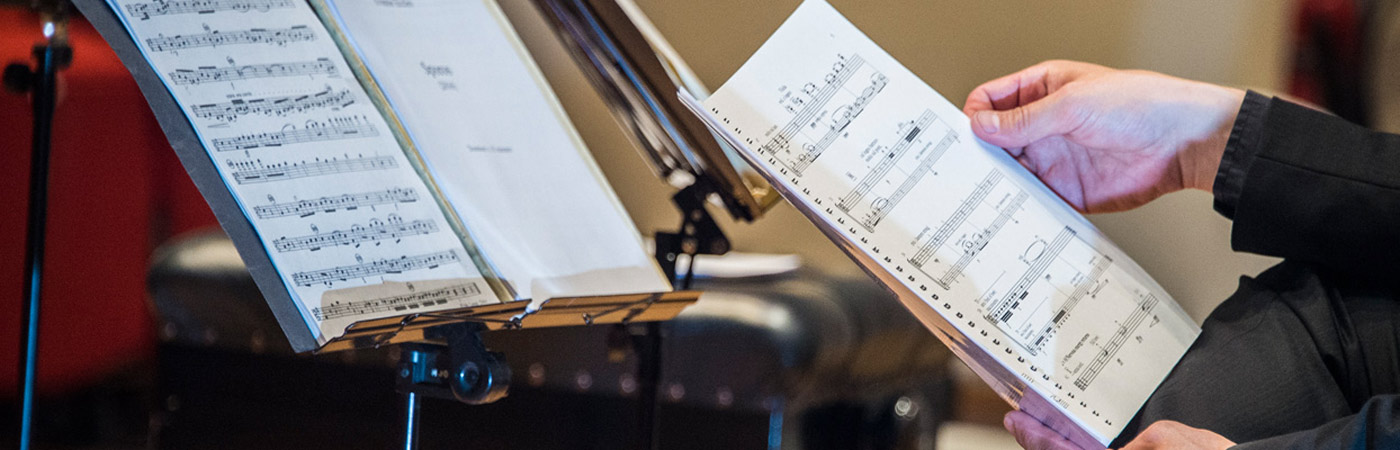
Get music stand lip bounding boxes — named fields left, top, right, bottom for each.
left=316, top=290, right=700, bottom=354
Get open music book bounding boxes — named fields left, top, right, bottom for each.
left=87, top=0, right=673, bottom=351
left=679, top=1, right=1200, bottom=448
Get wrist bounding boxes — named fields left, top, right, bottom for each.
left=1181, top=85, right=1246, bottom=192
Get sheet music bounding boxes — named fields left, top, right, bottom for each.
left=688, top=1, right=1199, bottom=446
left=323, top=0, right=670, bottom=301
left=107, top=0, right=498, bottom=344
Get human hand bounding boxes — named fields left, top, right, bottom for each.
left=1003, top=411, right=1085, bottom=450
left=1003, top=411, right=1235, bottom=450
left=963, top=61, right=1245, bottom=213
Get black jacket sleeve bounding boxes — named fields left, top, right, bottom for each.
left=1213, top=91, right=1400, bottom=280
left=1232, top=395, right=1400, bottom=450
left=1214, top=93, right=1400, bottom=449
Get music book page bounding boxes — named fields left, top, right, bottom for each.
left=105, top=0, right=499, bottom=344
left=682, top=1, right=1199, bottom=447
left=322, top=0, right=670, bottom=302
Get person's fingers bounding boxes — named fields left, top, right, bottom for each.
left=964, top=60, right=1106, bottom=117
left=1015, top=152, right=1035, bottom=171
left=971, top=90, right=1078, bottom=149
left=1122, top=420, right=1235, bottom=450
left=963, top=64, right=1051, bottom=116
left=1004, top=411, right=1083, bottom=450
left=964, top=72, right=1013, bottom=115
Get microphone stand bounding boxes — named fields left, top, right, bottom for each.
left=3, top=6, right=73, bottom=450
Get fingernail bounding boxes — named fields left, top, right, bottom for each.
left=977, top=111, right=1000, bottom=134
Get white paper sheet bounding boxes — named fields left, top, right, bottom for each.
left=323, top=0, right=670, bottom=301
left=107, top=0, right=497, bottom=344
left=687, top=1, right=1200, bottom=446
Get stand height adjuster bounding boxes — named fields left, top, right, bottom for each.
left=397, top=323, right=511, bottom=405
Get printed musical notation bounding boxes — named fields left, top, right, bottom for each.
left=793, top=69, right=886, bottom=174
left=759, top=54, right=891, bottom=177
left=254, top=187, right=419, bottom=219
left=936, top=190, right=1026, bottom=288
left=124, top=0, right=295, bottom=21
left=273, top=215, right=439, bottom=252
left=210, top=116, right=377, bottom=151
left=761, top=54, right=862, bottom=153
left=1025, top=251, right=1110, bottom=357
left=908, top=170, right=1027, bottom=290
left=986, top=228, right=1077, bottom=326
left=191, top=87, right=354, bottom=123
left=835, top=110, right=949, bottom=231
left=292, top=250, right=461, bottom=286
left=312, top=282, right=482, bottom=321
left=910, top=171, right=1003, bottom=270
left=1073, top=294, right=1158, bottom=390
left=146, top=25, right=316, bottom=52
left=169, top=58, right=338, bottom=85
left=111, top=0, right=494, bottom=345
left=228, top=154, right=397, bottom=184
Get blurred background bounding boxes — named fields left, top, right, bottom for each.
left=4, top=0, right=1394, bottom=448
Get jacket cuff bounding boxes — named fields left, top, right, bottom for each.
left=1213, top=90, right=1272, bottom=219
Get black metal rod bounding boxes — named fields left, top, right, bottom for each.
left=17, top=36, right=62, bottom=450
left=635, top=321, right=663, bottom=450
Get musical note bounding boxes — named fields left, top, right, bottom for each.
left=191, top=87, right=355, bottom=123
left=228, top=154, right=397, bottom=184
left=169, top=58, right=337, bottom=85
left=124, top=0, right=295, bottom=21
left=210, top=116, right=377, bottom=151
left=145, top=25, right=316, bottom=52
left=985, top=228, right=1076, bottom=326
left=292, top=250, right=461, bottom=286
left=311, top=282, right=482, bottom=321
left=837, top=110, right=937, bottom=214
left=791, top=72, right=887, bottom=174
left=1074, top=294, right=1159, bottom=390
left=253, top=187, right=419, bottom=219
left=909, top=171, right=1002, bottom=269
left=759, top=54, right=864, bottom=172
left=273, top=215, right=439, bottom=252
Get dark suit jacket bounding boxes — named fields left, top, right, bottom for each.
left=1217, top=92, right=1400, bottom=449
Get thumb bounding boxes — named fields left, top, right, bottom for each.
left=971, top=93, right=1075, bottom=149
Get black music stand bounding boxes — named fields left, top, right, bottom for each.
left=3, top=5, right=72, bottom=450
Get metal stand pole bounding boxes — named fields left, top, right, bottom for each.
left=636, top=183, right=727, bottom=450
left=7, top=16, right=71, bottom=450
left=402, top=391, right=421, bottom=450
left=633, top=321, right=662, bottom=450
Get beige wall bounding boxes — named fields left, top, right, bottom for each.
left=500, top=1, right=1292, bottom=322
